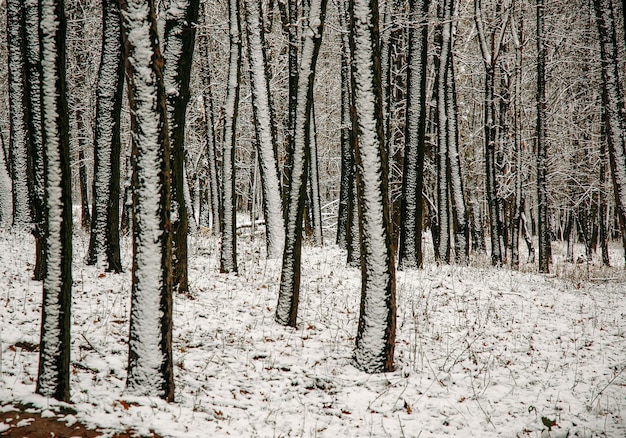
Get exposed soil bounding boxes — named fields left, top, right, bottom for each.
left=0, top=407, right=161, bottom=438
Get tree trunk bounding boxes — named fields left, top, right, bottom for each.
left=244, top=0, right=285, bottom=257
left=120, top=0, right=175, bottom=402
left=23, top=0, right=46, bottom=280
left=163, top=0, right=200, bottom=294
left=7, top=0, right=31, bottom=228
left=536, top=0, right=550, bottom=273
left=336, top=0, right=352, bottom=250
left=398, top=0, right=429, bottom=270
left=594, top=0, right=626, bottom=267
left=308, top=104, right=324, bottom=246
left=76, top=122, right=91, bottom=229
left=220, top=0, right=242, bottom=274
left=87, top=0, right=124, bottom=273
left=276, top=0, right=328, bottom=327
left=36, top=0, right=72, bottom=403
left=199, top=9, right=221, bottom=234
left=599, top=114, right=610, bottom=266
left=350, top=0, right=396, bottom=373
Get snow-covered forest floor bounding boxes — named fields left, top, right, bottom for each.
left=0, top=227, right=625, bottom=437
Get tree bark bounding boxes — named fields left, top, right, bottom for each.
left=36, top=0, right=73, bottom=403
left=536, top=0, right=551, bottom=273
left=120, top=0, right=175, bottom=401
left=350, top=0, right=396, bottom=373
left=244, top=0, right=285, bottom=257
left=398, top=0, right=429, bottom=269
left=276, top=0, right=328, bottom=327
left=220, top=0, right=242, bottom=274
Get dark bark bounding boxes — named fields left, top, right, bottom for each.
left=536, top=0, right=550, bottom=273
left=276, top=0, right=328, bottom=327
left=350, top=0, right=396, bottom=373
left=220, top=0, right=242, bottom=274
left=36, top=0, right=72, bottom=403
left=398, top=0, right=429, bottom=269
left=594, top=0, right=626, bottom=267
left=308, top=105, right=324, bottom=246
left=599, top=113, right=610, bottom=266
left=87, top=0, right=124, bottom=273
left=163, top=0, right=200, bottom=294
left=120, top=0, right=174, bottom=402
left=77, top=120, right=91, bottom=229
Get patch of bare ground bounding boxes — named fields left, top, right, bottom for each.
left=0, top=406, right=162, bottom=438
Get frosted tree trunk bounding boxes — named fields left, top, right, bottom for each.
left=220, top=0, right=242, bottom=274
left=276, top=0, right=328, bottom=327
left=350, top=0, right=396, bottom=373
left=87, top=0, right=124, bottom=273
left=475, top=0, right=505, bottom=266
left=435, top=0, right=451, bottom=264
left=510, top=6, right=523, bottom=269
left=536, top=0, right=550, bottom=273
left=199, top=8, right=221, bottom=234
left=7, top=0, right=31, bottom=228
left=308, top=104, right=324, bottom=246
left=444, top=3, right=468, bottom=264
left=36, top=0, right=73, bottom=403
left=0, top=134, right=11, bottom=226
left=163, top=0, right=200, bottom=293
left=120, top=0, right=175, bottom=401
left=594, top=0, right=626, bottom=267
left=77, top=124, right=91, bottom=229
left=398, top=0, right=428, bottom=270
left=24, top=0, right=46, bottom=279
left=243, top=0, right=285, bottom=258
left=336, top=0, right=352, bottom=249
left=599, top=112, right=610, bottom=266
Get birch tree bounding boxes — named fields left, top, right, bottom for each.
left=120, top=0, right=175, bottom=401
left=36, top=0, right=73, bottom=402
left=276, top=0, right=328, bottom=327
left=87, top=0, right=125, bottom=273
left=220, top=0, right=241, bottom=274
left=350, top=0, right=396, bottom=373
left=163, top=0, right=200, bottom=293
left=243, top=0, right=285, bottom=258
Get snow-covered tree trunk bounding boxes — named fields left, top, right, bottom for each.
left=36, top=0, right=73, bottom=403
left=336, top=0, right=352, bottom=249
left=87, top=0, right=124, bottom=273
left=444, top=1, right=468, bottom=264
left=474, top=0, right=505, bottom=266
left=199, top=7, right=221, bottom=234
left=0, top=135, right=11, bottom=226
left=163, top=0, right=200, bottom=293
left=350, top=0, right=396, bottom=373
left=398, top=0, right=428, bottom=270
left=7, top=0, right=31, bottom=228
left=536, top=0, right=550, bottom=273
left=599, top=115, right=610, bottom=266
left=308, top=105, right=324, bottom=246
left=243, top=0, right=285, bottom=258
left=120, top=0, right=175, bottom=401
left=276, top=0, right=328, bottom=327
left=510, top=7, right=523, bottom=269
left=220, top=0, right=241, bottom=274
left=594, top=0, right=626, bottom=267
left=435, top=0, right=451, bottom=264
left=76, top=123, right=91, bottom=229
left=23, top=0, right=46, bottom=279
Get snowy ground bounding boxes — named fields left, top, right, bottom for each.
left=0, top=227, right=625, bottom=437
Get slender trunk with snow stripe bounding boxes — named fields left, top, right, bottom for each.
left=594, top=0, right=626, bottom=267
left=163, top=0, right=200, bottom=293
left=88, top=0, right=124, bottom=273
left=120, top=0, right=175, bottom=401
left=220, top=0, right=241, bottom=274
left=276, top=0, right=328, bottom=327
left=349, top=0, right=396, bottom=373
left=398, top=0, right=428, bottom=270
left=244, top=0, right=285, bottom=258
left=308, top=103, right=323, bottom=246
left=7, top=0, right=31, bottom=227
left=36, top=0, right=73, bottom=402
